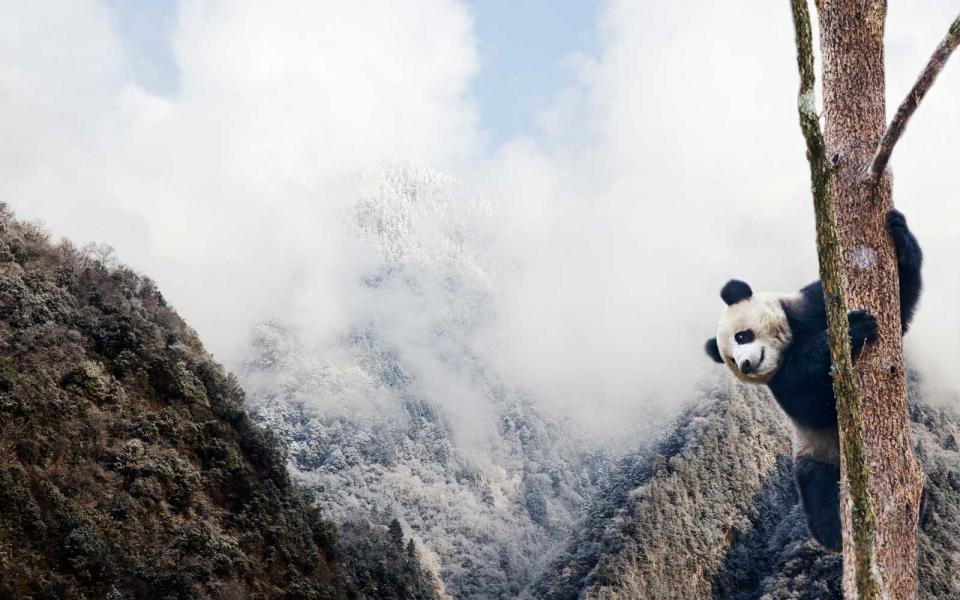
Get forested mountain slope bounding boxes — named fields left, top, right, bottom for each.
left=242, top=164, right=606, bottom=599
left=532, top=375, right=960, bottom=599
left=0, top=204, right=439, bottom=599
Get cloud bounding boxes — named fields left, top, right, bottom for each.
left=0, top=0, right=479, bottom=361
left=474, top=1, right=816, bottom=429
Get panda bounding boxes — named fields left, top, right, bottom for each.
left=704, top=209, right=922, bottom=551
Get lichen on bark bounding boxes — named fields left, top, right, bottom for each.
left=789, top=2, right=882, bottom=597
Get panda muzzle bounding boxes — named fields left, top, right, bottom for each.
left=740, top=348, right=764, bottom=375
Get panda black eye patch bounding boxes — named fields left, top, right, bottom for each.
left=734, top=330, right=755, bottom=344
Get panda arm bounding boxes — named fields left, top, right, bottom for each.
left=769, top=331, right=837, bottom=429
left=788, top=281, right=827, bottom=336
left=770, top=311, right=877, bottom=429
left=792, top=212, right=922, bottom=334
left=772, top=286, right=832, bottom=428
left=888, top=210, right=923, bottom=332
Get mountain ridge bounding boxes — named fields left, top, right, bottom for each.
left=240, top=163, right=608, bottom=599
left=533, top=374, right=960, bottom=599
left=0, top=204, right=440, bottom=599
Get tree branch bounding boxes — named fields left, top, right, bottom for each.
left=867, top=12, right=960, bottom=182
left=789, top=1, right=882, bottom=597
left=791, top=0, right=827, bottom=175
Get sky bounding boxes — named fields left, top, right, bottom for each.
left=102, top=0, right=179, bottom=97
left=466, top=0, right=601, bottom=148
left=1, top=0, right=959, bottom=436
left=98, top=0, right=603, bottom=149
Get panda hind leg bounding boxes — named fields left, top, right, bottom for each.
left=795, top=455, right=842, bottom=552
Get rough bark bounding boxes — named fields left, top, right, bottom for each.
left=790, top=1, right=881, bottom=597
left=813, top=1, right=925, bottom=598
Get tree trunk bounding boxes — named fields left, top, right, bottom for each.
left=814, top=1, right=925, bottom=597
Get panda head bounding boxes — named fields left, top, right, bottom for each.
left=705, top=279, right=792, bottom=384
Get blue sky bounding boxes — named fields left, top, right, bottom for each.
left=103, top=0, right=601, bottom=150
left=466, top=0, right=601, bottom=147
left=103, top=0, right=179, bottom=95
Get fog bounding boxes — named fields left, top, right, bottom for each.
left=2, top=0, right=959, bottom=440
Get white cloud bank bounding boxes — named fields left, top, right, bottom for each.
left=1, top=0, right=959, bottom=436
left=0, top=0, right=479, bottom=360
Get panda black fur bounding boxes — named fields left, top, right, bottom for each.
left=704, top=209, right=923, bottom=551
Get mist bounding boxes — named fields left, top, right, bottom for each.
left=2, top=0, right=959, bottom=442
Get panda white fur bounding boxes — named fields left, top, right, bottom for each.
left=705, top=209, right=923, bottom=551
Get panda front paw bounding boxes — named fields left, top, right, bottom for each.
left=848, top=310, right=878, bottom=358
left=887, top=210, right=922, bottom=270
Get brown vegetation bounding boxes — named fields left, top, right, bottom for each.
left=0, top=204, right=437, bottom=599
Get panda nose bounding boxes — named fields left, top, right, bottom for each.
left=740, top=359, right=753, bottom=374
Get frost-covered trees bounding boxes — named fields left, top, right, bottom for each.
left=241, top=164, right=606, bottom=598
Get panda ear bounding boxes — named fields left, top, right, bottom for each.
left=705, top=338, right=724, bottom=363
left=720, top=279, right=753, bottom=305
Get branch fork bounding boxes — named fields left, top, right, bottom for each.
left=865, top=13, right=960, bottom=183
